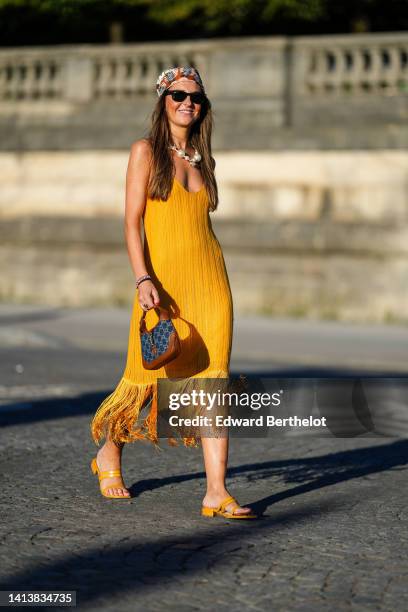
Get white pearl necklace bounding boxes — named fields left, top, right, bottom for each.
left=169, top=144, right=201, bottom=167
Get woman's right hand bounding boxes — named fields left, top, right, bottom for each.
left=138, top=280, right=160, bottom=311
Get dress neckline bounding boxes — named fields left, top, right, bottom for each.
left=174, top=176, right=205, bottom=195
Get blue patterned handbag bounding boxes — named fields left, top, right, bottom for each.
left=139, top=306, right=181, bottom=370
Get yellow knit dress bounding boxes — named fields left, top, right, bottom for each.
left=90, top=176, right=233, bottom=448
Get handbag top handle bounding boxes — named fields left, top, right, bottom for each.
left=139, top=305, right=171, bottom=333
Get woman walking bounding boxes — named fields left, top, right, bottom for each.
left=90, top=66, right=256, bottom=519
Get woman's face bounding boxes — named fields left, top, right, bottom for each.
left=164, top=79, right=203, bottom=129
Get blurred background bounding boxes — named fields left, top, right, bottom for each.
left=0, top=0, right=407, bottom=324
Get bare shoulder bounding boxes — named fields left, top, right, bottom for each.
left=127, top=139, right=153, bottom=190
left=125, top=140, right=152, bottom=217
left=129, top=138, right=152, bottom=165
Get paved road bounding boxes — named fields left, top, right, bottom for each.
left=0, top=305, right=407, bottom=611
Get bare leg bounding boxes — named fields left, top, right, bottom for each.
left=96, top=436, right=130, bottom=498
left=201, top=436, right=253, bottom=515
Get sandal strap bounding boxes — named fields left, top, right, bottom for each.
left=99, top=469, right=122, bottom=479
left=219, top=496, right=237, bottom=512
left=225, top=502, right=240, bottom=514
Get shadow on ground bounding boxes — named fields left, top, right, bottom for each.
left=1, top=440, right=407, bottom=608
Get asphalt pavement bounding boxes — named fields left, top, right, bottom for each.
left=0, top=304, right=407, bottom=611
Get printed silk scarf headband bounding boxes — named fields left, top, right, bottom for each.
left=156, top=66, right=206, bottom=97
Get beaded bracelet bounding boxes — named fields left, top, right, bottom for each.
left=136, top=274, right=152, bottom=289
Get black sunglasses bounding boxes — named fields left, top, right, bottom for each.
left=163, top=89, right=206, bottom=105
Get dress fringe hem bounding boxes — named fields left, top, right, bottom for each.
left=90, top=370, right=232, bottom=449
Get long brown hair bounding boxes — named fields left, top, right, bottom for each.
left=144, top=90, right=219, bottom=212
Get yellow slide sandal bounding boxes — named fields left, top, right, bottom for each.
left=90, top=457, right=132, bottom=500
left=201, top=495, right=257, bottom=519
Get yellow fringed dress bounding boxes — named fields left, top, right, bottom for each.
left=90, top=177, right=233, bottom=448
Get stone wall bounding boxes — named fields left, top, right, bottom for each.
left=1, top=32, right=407, bottom=321
left=2, top=151, right=407, bottom=221
left=1, top=149, right=407, bottom=323
left=0, top=32, right=407, bottom=151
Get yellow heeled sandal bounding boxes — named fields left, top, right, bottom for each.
left=90, top=457, right=132, bottom=500
left=201, top=495, right=257, bottom=519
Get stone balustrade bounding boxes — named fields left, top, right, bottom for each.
left=1, top=33, right=406, bottom=103
left=0, top=42, right=214, bottom=103
left=0, top=33, right=406, bottom=150
left=294, top=33, right=408, bottom=96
